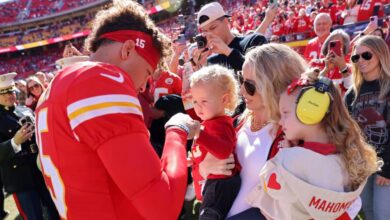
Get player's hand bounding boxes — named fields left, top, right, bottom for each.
left=165, top=113, right=201, bottom=140
left=205, top=33, right=232, bottom=56
left=376, top=175, right=390, bottom=186
left=199, top=153, right=235, bottom=179
left=14, top=124, right=34, bottom=145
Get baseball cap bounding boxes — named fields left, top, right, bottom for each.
left=197, top=2, right=230, bottom=28
left=0, top=72, right=17, bottom=94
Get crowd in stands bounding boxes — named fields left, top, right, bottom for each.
left=0, top=0, right=102, bottom=24
left=0, top=0, right=389, bottom=76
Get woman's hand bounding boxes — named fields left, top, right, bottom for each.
left=328, top=51, right=347, bottom=70
left=199, top=153, right=235, bottom=179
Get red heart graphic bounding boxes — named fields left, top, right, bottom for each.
left=267, top=173, right=281, bottom=190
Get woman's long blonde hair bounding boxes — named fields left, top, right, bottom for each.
left=241, top=43, right=308, bottom=124
left=351, top=36, right=390, bottom=100
left=302, top=69, right=379, bottom=190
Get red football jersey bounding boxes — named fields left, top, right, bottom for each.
left=150, top=70, right=182, bottom=103
left=296, top=16, right=311, bottom=33
left=272, top=21, right=285, bottom=36
left=358, top=0, right=384, bottom=22
left=304, top=37, right=326, bottom=61
left=35, top=62, right=187, bottom=220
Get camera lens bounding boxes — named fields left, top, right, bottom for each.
left=330, top=42, right=335, bottom=47
left=195, top=35, right=207, bottom=49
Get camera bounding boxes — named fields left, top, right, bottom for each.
left=18, top=115, right=35, bottom=131
left=195, top=34, right=207, bottom=49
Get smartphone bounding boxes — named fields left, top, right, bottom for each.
left=370, top=15, right=378, bottom=26
left=373, top=5, right=380, bottom=16
left=329, top=40, right=341, bottom=57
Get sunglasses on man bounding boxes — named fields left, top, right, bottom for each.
left=351, top=51, right=373, bottom=63
left=237, top=72, right=257, bottom=96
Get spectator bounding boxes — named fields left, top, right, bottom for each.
left=345, top=35, right=390, bottom=220
left=25, top=76, right=44, bottom=111
left=304, top=13, right=332, bottom=62
left=196, top=2, right=267, bottom=72
left=320, top=29, right=353, bottom=92
left=0, top=73, right=59, bottom=220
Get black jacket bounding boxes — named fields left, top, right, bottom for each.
left=0, top=104, right=45, bottom=193
left=207, top=33, right=267, bottom=72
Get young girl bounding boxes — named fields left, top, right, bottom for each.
left=189, top=65, right=241, bottom=220
left=247, top=70, right=379, bottom=220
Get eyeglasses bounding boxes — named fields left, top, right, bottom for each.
left=238, top=72, right=257, bottom=96
left=351, top=51, right=373, bottom=63
left=28, top=84, right=40, bottom=91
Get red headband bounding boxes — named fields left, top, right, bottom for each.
left=99, top=30, right=160, bottom=70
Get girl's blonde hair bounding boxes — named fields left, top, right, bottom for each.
left=351, top=36, right=390, bottom=100
left=297, top=69, right=379, bottom=190
left=243, top=43, right=308, bottom=124
left=189, top=65, right=239, bottom=114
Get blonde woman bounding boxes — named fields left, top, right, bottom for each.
left=189, top=65, right=241, bottom=219
left=345, top=35, right=390, bottom=220
left=198, top=44, right=308, bottom=219
left=247, top=69, right=378, bottom=219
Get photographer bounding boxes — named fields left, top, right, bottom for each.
left=195, top=2, right=267, bottom=72
left=0, top=73, right=59, bottom=220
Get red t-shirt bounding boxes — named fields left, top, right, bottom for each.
left=304, top=36, right=326, bottom=61
left=35, top=62, right=188, bottom=220
left=272, top=21, right=286, bottom=36
left=296, top=16, right=311, bottom=33
left=357, top=0, right=384, bottom=22
left=191, top=115, right=240, bottom=200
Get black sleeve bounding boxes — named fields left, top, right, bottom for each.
left=226, top=49, right=245, bottom=72
left=244, top=34, right=268, bottom=52
left=343, top=87, right=355, bottom=113
left=227, top=34, right=268, bottom=71
left=0, top=140, right=16, bottom=164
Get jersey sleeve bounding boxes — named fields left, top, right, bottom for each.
left=97, top=128, right=188, bottom=220
left=196, top=119, right=236, bottom=159
left=65, top=65, right=147, bottom=149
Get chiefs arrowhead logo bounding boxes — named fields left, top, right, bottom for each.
left=267, top=173, right=281, bottom=190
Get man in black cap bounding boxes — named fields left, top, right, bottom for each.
left=0, top=72, right=59, bottom=220
left=196, top=2, right=267, bottom=72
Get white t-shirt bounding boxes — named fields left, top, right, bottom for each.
left=227, top=121, right=274, bottom=217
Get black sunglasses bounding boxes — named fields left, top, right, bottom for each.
left=351, top=51, right=373, bottom=63
left=238, top=72, right=256, bottom=96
